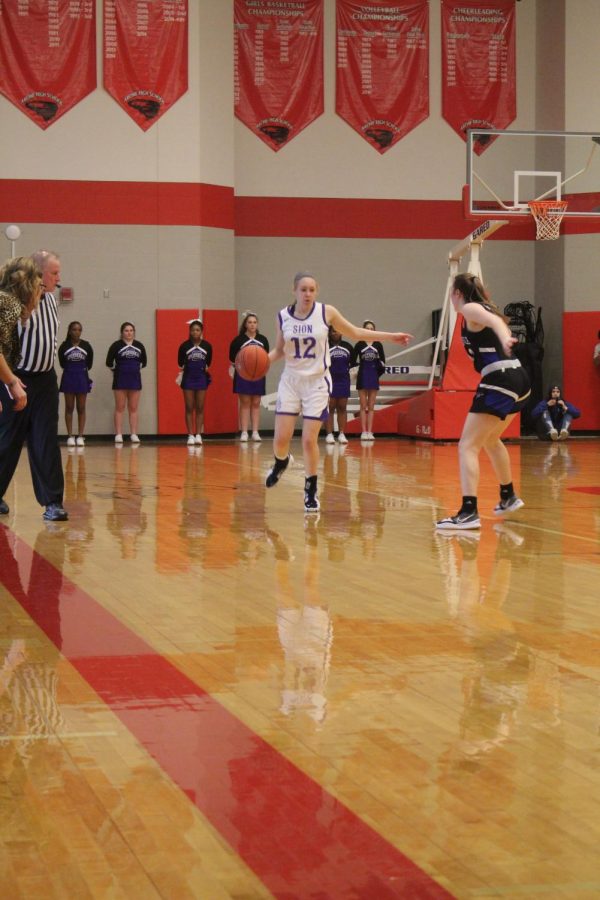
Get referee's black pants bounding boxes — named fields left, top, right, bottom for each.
left=0, top=370, right=64, bottom=508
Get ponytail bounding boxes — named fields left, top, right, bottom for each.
left=453, top=273, right=502, bottom=316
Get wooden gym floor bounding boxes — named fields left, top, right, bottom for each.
left=1, top=435, right=599, bottom=899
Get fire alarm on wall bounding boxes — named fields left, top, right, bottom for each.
left=59, top=287, right=74, bottom=302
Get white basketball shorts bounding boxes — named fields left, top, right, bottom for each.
left=275, top=368, right=331, bottom=421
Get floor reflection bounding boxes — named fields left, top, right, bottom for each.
left=106, top=447, right=147, bottom=559
left=64, top=448, right=94, bottom=569
left=2, top=436, right=599, bottom=898
left=0, top=525, right=64, bottom=775
left=536, top=442, right=577, bottom=501
left=179, top=445, right=211, bottom=560
left=232, top=444, right=267, bottom=565
left=355, top=444, right=386, bottom=557
left=437, top=527, right=531, bottom=772
left=321, top=444, right=353, bottom=561
left=274, top=526, right=332, bottom=726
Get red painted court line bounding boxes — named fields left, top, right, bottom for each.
left=567, top=486, right=600, bottom=495
left=0, top=525, right=453, bottom=899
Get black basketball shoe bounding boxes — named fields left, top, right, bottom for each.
left=265, top=454, right=293, bottom=489
left=304, top=476, right=320, bottom=513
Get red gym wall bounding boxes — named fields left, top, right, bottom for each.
left=155, top=308, right=238, bottom=435
left=563, top=312, right=600, bottom=431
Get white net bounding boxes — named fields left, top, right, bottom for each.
left=528, top=200, right=568, bottom=240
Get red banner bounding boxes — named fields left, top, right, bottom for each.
left=0, top=0, right=96, bottom=129
left=335, top=1, right=429, bottom=154
left=103, top=0, right=188, bottom=131
left=234, top=0, right=323, bottom=152
left=442, top=0, right=516, bottom=154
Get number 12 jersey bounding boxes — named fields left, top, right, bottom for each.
left=279, top=302, right=330, bottom=377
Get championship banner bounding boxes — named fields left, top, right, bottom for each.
left=441, top=0, right=516, bottom=154
left=336, top=1, right=429, bottom=154
left=0, top=0, right=96, bottom=129
left=104, top=0, right=188, bottom=131
left=234, top=0, right=323, bottom=152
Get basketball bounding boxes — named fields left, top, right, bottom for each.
left=235, top=344, right=270, bottom=381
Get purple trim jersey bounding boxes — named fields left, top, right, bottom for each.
left=329, top=341, right=352, bottom=380
left=329, top=340, right=353, bottom=399
left=59, top=343, right=93, bottom=394
left=279, top=301, right=330, bottom=377
left=354, top=341, right=384, bottom=391
left=106, top=340, right=147, bottom=391
left=179, top=340, right=212, bottom=391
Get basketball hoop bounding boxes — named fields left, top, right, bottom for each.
left=528, top=199, right=569, bottom=240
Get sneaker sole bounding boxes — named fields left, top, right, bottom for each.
left=436, top=521, right=481, bottom=530
left=494, top=498, right=524, bottom=516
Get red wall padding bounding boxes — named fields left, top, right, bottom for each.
left=155, top=309, right=238, bottom=435
left=563, top=311, right=600, bottom=430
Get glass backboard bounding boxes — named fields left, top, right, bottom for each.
left=466, top=129, right=600, bottom=218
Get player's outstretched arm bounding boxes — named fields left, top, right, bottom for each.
left=326, top=305, right=412, bottom=345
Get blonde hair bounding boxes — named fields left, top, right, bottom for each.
left=0, top=256, right=43, bottom=309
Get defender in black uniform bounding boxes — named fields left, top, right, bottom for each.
left=437, top=273, right=531, bottom=531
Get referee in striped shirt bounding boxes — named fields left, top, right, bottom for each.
left=0, top=250, right=68, bottom=521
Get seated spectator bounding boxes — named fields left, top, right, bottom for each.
left=532, top=385, right=580, bottom=441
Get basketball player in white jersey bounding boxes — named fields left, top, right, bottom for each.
left=266, top=272, right=412, bottom=512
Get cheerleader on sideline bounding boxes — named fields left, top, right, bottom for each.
left=58, top=321, right=93, bottom=447
left=325, top=326, right=353, bottom=444
left=178, top=319, right=212, bottom=446
left=436, top=273, right=531, bottom=531
left=265, top=272, right=412, bottom=513
left=106, top=322, right=147, bottom=444
left=352, top=320, right=385, bottom=441
left=229, top=311, right=269, bottom=442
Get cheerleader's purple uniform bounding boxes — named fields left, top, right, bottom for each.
left=178, top=339, right=212, bottom=390
left=229, top=333, right=270, bottom=397
left=353, top=341, right=385, bottom=391
left=329, top=340, right=353, bottom=398
left=106, top=340, right=147, bottom=390
left=58, top=339, right=94, bottom=394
